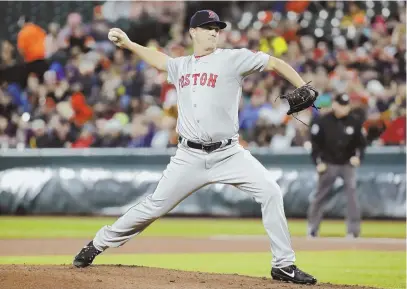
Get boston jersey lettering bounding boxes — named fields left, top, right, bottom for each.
left=178, top=73, right=218, bottom=89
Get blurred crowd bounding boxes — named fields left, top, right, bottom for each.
left=0, top=1, right=405, bottom=150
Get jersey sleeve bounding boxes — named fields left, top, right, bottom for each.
left=166, top=57, right=180, bottom=85
left=233, top=48, right=270, bottom=78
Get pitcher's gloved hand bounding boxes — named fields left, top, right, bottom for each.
left=279, top=81, right=319, bottom=115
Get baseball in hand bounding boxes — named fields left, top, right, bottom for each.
left=108, top=31, right=120, bottom=43
left=109, top=34, right=119, bottom=42
left=108, top=28, right=129, bottom=47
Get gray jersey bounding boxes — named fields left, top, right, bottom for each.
left=92, top=43, right=297, bottom=273
left=167, top=48, right=270, bottom=143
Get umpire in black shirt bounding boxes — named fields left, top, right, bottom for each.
left=307, top=93, right=367, bottom=238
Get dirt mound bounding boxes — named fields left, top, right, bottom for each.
left=0, top=265, right=378, bottom=289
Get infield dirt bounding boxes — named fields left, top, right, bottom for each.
left=0, top=236, right=403, bottom=289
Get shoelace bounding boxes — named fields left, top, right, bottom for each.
left=82, top=246, right=100, bottom=260
left=290, top=265, right=310, bottom=277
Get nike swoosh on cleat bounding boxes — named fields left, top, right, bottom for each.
left=279, top=269, right=295, bottom=278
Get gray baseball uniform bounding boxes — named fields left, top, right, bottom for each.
left=307, top=164, right=360, bottom=236
left=93, top=48, right=296, bottom=268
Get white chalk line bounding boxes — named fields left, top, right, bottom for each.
left=208, top=235, right=406, bottom=244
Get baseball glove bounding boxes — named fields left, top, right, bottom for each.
left=279, top=81, right=319, bottom=115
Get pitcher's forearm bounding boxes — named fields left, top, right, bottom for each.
left=266, top=56, right=306, bottom=88
left=127, top=41, right=170, bottom=71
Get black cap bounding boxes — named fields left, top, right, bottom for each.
left=334, top=93, right=350, bottom=105
left=190, top=10, right=227, bottom=29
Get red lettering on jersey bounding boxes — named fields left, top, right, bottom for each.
left=200, top=73, right=207, bottom=86
left=179, top=76, right=185, bottom=88
left=178, top=73, right=218, bottom=89
left=192, top=73, right=200, bottom=85
left=207, top=73, right=218, bottom=88
left=184, top=74, right=190, bottom=86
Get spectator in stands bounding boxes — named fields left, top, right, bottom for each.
left=89, top=5, right=114, bottom=55
left=17, top=16, right=49, bottom=85
left=71, top=123, right=95, bottom=148
left=93, top=118, right=128, bottom=148
left=0, top=1, right=405, bottom=149
left=28, top=119, right=49, bottom=148
left=0, top=40, right=17, bottom=69
left=239, top=87, right=272, bottom=133
left=45, top=23, right=61, bottom=59
left=0, top=90, right=17, bottom=121
left=17, top=16, right=46, bottom=64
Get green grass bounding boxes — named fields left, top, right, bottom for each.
left=0, top=217, right=405, bottom=239
left=0, top=251, right=404, bottom=289
left=0, top=217, right=405, bottom=288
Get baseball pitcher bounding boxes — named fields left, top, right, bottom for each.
left=73, top=10, right=318, bottom=285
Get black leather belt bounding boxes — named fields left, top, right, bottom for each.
left=179, top=136, right=232, bottom=153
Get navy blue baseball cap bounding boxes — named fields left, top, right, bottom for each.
left=190, top=10, right=227, bottom=29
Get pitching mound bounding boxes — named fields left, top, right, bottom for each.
left=0, top=265, right=377, bottom=289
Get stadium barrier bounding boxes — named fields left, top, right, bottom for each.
left=0, top=146, right=405, bottom=219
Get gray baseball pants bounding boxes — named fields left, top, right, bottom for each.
left=307, top=163, right=361, bottom=236
left=93, top=141, right=295, bottom=268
